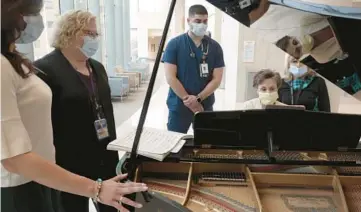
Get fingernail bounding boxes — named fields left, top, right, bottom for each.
left=136, top=204, right=143, bottom=208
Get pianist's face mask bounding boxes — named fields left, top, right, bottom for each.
left=190, top=23, right=208, bottom=37
left=258, top=91, right=279, bottom=105
left=16, top=15, right=44, bottom=44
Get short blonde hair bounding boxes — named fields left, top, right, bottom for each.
left=51, top=10, right=96, bottom=49
left=284, top=54, right=315, bottom=80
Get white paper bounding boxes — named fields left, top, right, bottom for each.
left=108, top=127, right=189, bottom=155
left=171, top=140, right=186, bottom=153
left=243, top=41, right=255, bottom=63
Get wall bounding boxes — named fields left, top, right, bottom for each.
left=220, top=14, right=241, bottom=110
left=137, top=27, right=149, bottom=58
left=338, top=91, right=361, bottom=114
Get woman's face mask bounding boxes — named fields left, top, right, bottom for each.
left=16, top=15, right=45, bottom=44
left=289, top=64, right=308, bottom=78
left=189, top=22, right=208, bottom=37
left=79, top=36, right=99, bottom=58
left=258, top=91, right=279, bottom=105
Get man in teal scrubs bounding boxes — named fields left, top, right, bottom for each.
left=162, top=4, right=225, bottom=133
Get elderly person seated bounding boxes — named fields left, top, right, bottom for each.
left=240, top=69, right=286, bottom=110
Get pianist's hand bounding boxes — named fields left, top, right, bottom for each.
left=98, top=174, right=148, bottom=211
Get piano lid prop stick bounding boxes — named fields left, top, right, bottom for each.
left=125, top=0, right=178, bottom=204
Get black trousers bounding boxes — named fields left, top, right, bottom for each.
left=1, top=181, right=64, bottom=212
left=58, top=152, right=119, bottom=212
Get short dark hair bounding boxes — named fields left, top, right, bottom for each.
left=188, top=5, right=208, bottom=17
left=253, top=69, right=282, bottom=88
left=275, top=35, right=291, bottom=52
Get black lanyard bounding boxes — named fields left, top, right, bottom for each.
left=200, top=41, right=209, bottom=63
left=74, top=62, right=103, bottom=119
left=290, top=80, right=304, bottom=105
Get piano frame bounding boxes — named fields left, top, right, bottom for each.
left=132, top=152, right=361, bottom=212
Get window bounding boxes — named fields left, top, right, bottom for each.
left=138, top=0, right=169, bottom=13
left=74, top=0, right=88, bottom=10
left=47, top=21, right=54, bottom=28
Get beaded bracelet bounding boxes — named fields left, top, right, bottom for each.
left=93, top=178, right=103, bottom=202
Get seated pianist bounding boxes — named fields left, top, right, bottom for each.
left=239, top=69, right=286, bottom=110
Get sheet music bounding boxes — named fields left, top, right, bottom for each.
left=171, top=140, right=186, bottom=153
left=109, top=127, right=190, bottom=155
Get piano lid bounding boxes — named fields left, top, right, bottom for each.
left=206, top=0, right=361, bottom=99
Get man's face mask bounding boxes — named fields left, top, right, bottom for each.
left=258, top=91, right=279, bottom=105
left=189, top=22, right=208, bottom=37
left=79, top=36, right=99, bottom=58
left=16, top=15, right=45, bottom=44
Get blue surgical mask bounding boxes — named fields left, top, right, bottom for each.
left=190, top=23, right=208, bottom=37
left=79, top=36, right=99, bottom=58
left=16, top=15, right=45, bottom=44
left=289, top=65, right=308, bottom=77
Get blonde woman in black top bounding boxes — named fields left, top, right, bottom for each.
left=278, top=55, right=331, bottom=112
left=1, top=1, right=147, bottom=212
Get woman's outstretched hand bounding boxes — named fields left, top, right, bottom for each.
left=98, top=174, right=148, bottom=212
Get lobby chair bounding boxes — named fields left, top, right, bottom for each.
left=115, top=66, right=141, bottom=91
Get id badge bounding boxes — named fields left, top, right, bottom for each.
left=94, top=118, right=109, bottom=140
left=200, top=63, right=209, bottom=78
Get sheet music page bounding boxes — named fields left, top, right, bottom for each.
left=109, top=127, right=189, bottom=155
left=171, top=140, right=186, bottom=153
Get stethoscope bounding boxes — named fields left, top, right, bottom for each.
left=186, top=35, right=209, bottom=59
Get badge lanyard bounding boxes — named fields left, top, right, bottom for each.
left=186, top=35, right=210, bottom=77
left=199, top=42, right=209, bottom=78
left=74, top=62, right=103, bottom=119
left=73, top=62, right=109, bottom=141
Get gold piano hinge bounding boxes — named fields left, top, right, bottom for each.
left=201, top=144, right=212, bottom=149
left=319, top=153, right=328, bottom=161
left=337, top=147, right=348, bottom=151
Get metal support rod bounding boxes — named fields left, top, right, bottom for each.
left=128, top=0, right=177, bottom=181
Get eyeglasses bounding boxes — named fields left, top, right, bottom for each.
left=82, top=29, right=100, bottom=38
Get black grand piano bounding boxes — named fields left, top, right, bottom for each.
left=108, top=1, right=361, bottom=211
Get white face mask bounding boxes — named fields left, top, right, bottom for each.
left=189, top=23, right=208, bottom=37
left=289, top=64, right=308, bottom=78
left=79, top=36, right=99, bottom=58
left=258, top=91, right=279, bottom=105
left=16, top=15, right=45, bottom=44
